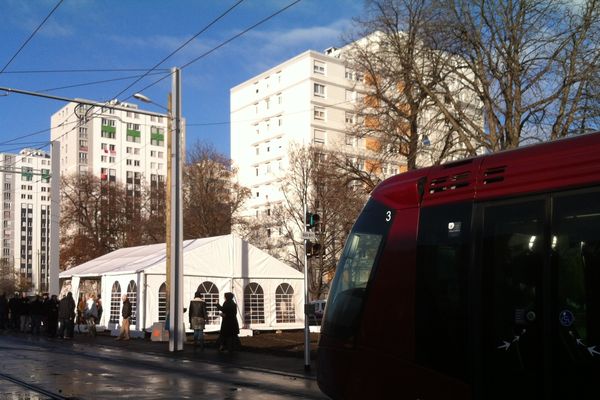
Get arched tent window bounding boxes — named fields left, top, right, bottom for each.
left=158, top=283, right=167, bottom=322
left=127, top=280, right=137, bottom=326
left=244, top=282, right=265, bottom=324
left=275, top=283, right=295, bottom=323
left=110, top=281, right=121, bottom=323
left=197, top=281, right=219, bottom=325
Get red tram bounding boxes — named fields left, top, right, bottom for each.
left=318, top=133, right=600, bottom=399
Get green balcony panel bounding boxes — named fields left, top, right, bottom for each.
left=151, top=133, right=164, bottom=141
left=127, top=129, right=141, bottom=137
left=101, top=125, right=116, bottom=133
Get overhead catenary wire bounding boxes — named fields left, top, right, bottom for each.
left=112, top=0, right=247, bottom=102
left=1, top=0, right=302, bottom=173
left=0, top=0, right=64, bottom=74
left=1, top=68, right=171, bottom=74
left=133, top=0, right=303, bottom=97
left=39, top=70, right=171, bottom=93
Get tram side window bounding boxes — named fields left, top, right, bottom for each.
left=416, top=203, right=471, bottom=381
left=553, top=191, right=600, bottom=356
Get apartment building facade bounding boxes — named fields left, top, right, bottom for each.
left=50, top=100, right=169, bottom=192
left=1, top=149, right=52, bottom=292
left=230, top=46, right=409, bottom=230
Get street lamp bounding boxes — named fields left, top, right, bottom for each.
left=134, top=68, right=184, bottom=352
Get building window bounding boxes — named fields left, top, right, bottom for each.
left=345, top=112, right=355, bottom=124
left=314, top=83, right=325, bottom=97
left=151, top=126, right=165, bottom=146
left=275, top=283, right=295, bottom=323
left=313, top=60, right=325, bottom=74
left=110, top=281, right=121, bottom=323
left=127, top=280, right=137, bottom=326
left=197, top=281, right=220, bottom=325
left=244, top=282, right=265, bottom=324
left=314, top=106, right=325, bottom=120
left=313, top=129, right=326, bottom=145
left=157, top=283, right=167, bottom=321
left=345, top=133, right=356, bottom=146
left=345, top=89, right=356, bottom=102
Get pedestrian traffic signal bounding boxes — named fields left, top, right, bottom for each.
left=305, top=212, right=321, bottom=231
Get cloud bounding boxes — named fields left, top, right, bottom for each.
left=4, top=0, right=73, bottom=37
left=249, top=18, right=354, bottom=54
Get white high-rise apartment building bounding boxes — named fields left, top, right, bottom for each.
left=230, top=46, right=403, bottom=224
left=0, top=149, right=52, bottom=293
left=51, top=100, right=169, bottom=190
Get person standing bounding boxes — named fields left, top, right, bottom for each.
left=29, top=295, right=43, bottom=335
left=188, top=291, right=208, bottom=349
left=84, top=293, right=98, bottom=337
left=45, top=295, right=59, bottom=337
left=216, top=292, right=240, bottom=352
left=19, top=293, right=30, bottom=333
left=58, top=292, right=76, bottom=339
left=8, top=293, right=20, bottom=330
left=116, top=294, right=132, bottom=340
left=0, top=293, right=7, bottom=330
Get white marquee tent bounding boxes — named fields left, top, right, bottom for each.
left=59, top=234, right=305, bottom=334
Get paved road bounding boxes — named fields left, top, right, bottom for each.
left=0, top=334, right=327, bottom=399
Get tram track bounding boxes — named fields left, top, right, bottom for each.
left=0, top=372, right=73, bottom=400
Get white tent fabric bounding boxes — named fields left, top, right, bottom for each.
left=60, top=234, right=305, bottom=333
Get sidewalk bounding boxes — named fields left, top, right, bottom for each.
left=63, top=329, right=320, bottom=378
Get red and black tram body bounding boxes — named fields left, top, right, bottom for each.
left=318, top=133, right=600, bottom=399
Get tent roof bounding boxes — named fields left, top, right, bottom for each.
left=60, top=234, right=303, bottom=280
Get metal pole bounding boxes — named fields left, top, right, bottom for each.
left=165, top=93, right=172, bottom=333
left=49, top=142, right=60, bottom=295
left=169, top=67, right=184, bottom=352
left=303, top=193, right=311, bottom=370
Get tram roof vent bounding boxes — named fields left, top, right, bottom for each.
left=429, top=171, right=471, bottom=194
left=483, top=165, right=506, bottom=185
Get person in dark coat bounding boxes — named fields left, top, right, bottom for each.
left=0, top=293, right=7, bottom=330
left=58, top=292, right=76, bottom=339
left=8, top=293, right=19, bottom=330
left=188, top=291, right=208, bottom=349
left=45, top=295, right=59, bottom=337
left=29, top=295, right=44, bottom=335
left=116, top=294, right=132, bottom=340
left=216, top=292, right=240, bottom=352
left=18, top=293, right=30, bottom=333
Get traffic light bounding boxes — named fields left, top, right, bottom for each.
left=305, top=212, right=321, bottom=231
left=306, top=241, right=322, bottom=258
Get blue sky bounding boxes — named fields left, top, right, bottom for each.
left=0, top=0, right=364, bottom=157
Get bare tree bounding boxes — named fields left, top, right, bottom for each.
left=343, top=0, right=482, bottom=176
left=253, top=145, right=365, bottom=300
left=433, top=0, right=600, bottom=147
left=345, top=0, right=599, bottom=166
left=183, top=141, right=250, bottom=239
left=0, top=258, right=19, bottom=294
left=60, top=173, right=165, bottom=269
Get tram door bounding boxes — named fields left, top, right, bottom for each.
left=480, top=192, right=600, bottom=399
left=480, top=199, right=546, bottom=399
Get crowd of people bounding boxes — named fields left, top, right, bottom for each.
left=1, top=290, right=238, bottom=351
left=0, top=291, right=102, bottom=339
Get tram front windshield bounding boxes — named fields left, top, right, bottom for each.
left=322, top=199, right=393, bottom=339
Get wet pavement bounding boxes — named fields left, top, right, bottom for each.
left=0, top=331, right=327, bottom=399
